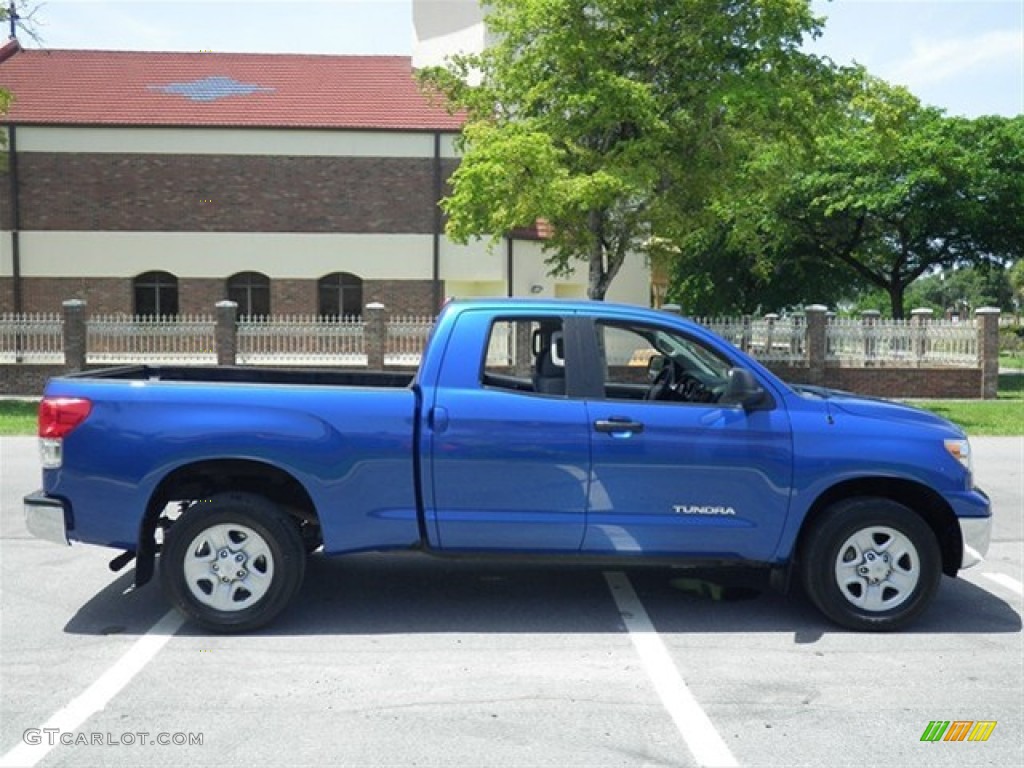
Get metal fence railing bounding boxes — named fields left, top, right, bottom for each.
left=0, top=312, right=64, bottom=364
left=700, top=315, right=806, bottom=364
left=86, top=315, right=217, bottom=364
left=0, top=310, right=986, bottom=370
left=386, top=315, right=435, bottom=366
left=826, top=318, right=977, bottom=367
left=237, top=315, right=366, bottom=366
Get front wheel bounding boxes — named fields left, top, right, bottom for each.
left=801, top=498, right=941, bottom=631
left=160, top=492, right=306, bottom=633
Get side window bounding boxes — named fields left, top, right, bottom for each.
left=597, top=321, right=732, bottom=404
left=599, top=324, right=659, bottom=390
left=482, top=317, right=566, bottom=397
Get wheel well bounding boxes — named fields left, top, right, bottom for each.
left=797, top=478, right=963, bottom=577
left=136, top=459, right=320, bottom=586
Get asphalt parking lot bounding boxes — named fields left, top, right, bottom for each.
left=1, top=435, right=1021, bottom=768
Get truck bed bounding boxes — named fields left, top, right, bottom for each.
left=66, top=365, right=416, bottom=389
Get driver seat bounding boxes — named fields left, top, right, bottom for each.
left=533, top=329, right=566, bottom=395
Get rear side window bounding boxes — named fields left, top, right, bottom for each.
left=481, top=318, right=566, bottom=397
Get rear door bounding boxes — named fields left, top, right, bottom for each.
left=581, top=318, right=794, bottom=562
left=424, top=309, right=591, bottom=552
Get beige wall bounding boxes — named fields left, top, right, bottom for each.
left=12, top=125, right=461, bottom=159
left=3, top=231, right=435, bottom=280
left=0, top=231, right=649, bottom=307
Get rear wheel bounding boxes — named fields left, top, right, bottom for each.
left=160, top=492, right=306, bottom=633
left=801, top=497, right=941, bottom=631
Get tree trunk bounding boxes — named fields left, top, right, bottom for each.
left=588, top=247, right=608, bottom=300
left=587, top=209, right=609, bottom=300
left=888, top=277, right=905, bottom=319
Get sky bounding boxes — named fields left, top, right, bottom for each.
left=11, top=0, right=1024, bottom=118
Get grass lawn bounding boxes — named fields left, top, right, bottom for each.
left=912, top=373, right=1023, bottom=437
left=999, top=350, right=1024, bottom=371
left=0, top=400, right=38, bottom=436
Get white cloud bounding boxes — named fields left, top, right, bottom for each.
left=888, top=29, right=1023, bottom=88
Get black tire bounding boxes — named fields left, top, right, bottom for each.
left=801, top=497, right=941, bottom=631
left=160, top=492, right=306, bottom=633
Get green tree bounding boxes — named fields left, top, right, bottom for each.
left=665, top=221, right=867, bottom=315
left=419, top=0, right=822, bottom=299
left=765, top=74, right=1024, bottom=318
left=1010, top=260, right=1024, bottom=310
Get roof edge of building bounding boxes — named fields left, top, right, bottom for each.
left=8, top=45, right=413, bottom=62
left=0, top=36, right=21, bottom=64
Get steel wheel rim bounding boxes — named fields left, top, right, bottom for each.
left=181, top=523, right=275, bottom=612
left=834, top=525, right=920, bottom=612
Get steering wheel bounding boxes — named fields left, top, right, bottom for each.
left=677, top=373, right=713, bottom=402
left=645, top=360, right=677, bottom=401
left=646, top=361, right=715, bottom=403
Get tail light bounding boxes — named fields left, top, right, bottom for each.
left=39, top=398, right=91, bottom=468
left=39, top=397, right=92, bottom=438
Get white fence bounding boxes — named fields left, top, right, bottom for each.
left=237, top=315, right=366, bottom=366
left=234, top=315, right=434, bottom=366
left=386, top=316, right=435, bottom=366
left=86, top=315, right=217, bottom=364
left=0, top=312, right=64, bottom=364
left=826, top=318, right=977, bottom=366
left=701, top=316, right=806, bottom=364
left=0, top=311, right=986, bottom=369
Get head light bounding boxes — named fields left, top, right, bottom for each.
left=944, top=438, right=973, bottom=483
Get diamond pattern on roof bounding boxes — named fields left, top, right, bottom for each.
left=149, top=75, right=276, bottom=102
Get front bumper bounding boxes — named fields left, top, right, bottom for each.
left=959, top=515, right=992, bottom=569
left=23, top=490, right=70, bottom=546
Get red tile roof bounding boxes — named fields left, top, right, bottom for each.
left=0, top=41, right=464, bottom=131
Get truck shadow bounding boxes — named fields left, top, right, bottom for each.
left=64, top=552, right=1022, bottom=639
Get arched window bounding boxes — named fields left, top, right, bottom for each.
left=134, top=271, right=179, bottom=317
left=227, top=272, right=270, bottom=318
left=317, top=272, right=363, bottom=318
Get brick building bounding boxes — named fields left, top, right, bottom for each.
left=0, top=37, right=650, bottom=318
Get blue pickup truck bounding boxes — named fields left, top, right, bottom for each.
left=24, top=299, right=991, bottom=632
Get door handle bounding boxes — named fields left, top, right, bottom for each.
left=429, top=406, right=449, bottom=433
left=593, top=417, right=644, bottom=436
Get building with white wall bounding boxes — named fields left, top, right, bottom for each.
left=0, top=10, right=649, bottom=318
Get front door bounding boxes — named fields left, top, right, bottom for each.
left=581, top=319, right=794, bottom=562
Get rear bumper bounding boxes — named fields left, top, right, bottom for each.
left=23, top=490, right=70, bottom=546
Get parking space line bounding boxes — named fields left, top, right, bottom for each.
left=982, top=572, right=1024, bottom=597
left=0, top=610, right=183, bottom=768
left=604, top=571, right=738, bottom=768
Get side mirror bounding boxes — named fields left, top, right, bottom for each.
left=721, top=367, right=768, bottom=409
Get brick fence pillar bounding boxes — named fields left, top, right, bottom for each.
left=365, top=302, right=387, bottom=370
left=62, top=299, right=87, bottom=373
left=215, top=301, right=238, bottom=366
left=805, top=305, right=828, bottom=386
left=975, top=307, right=1001, bottom=400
